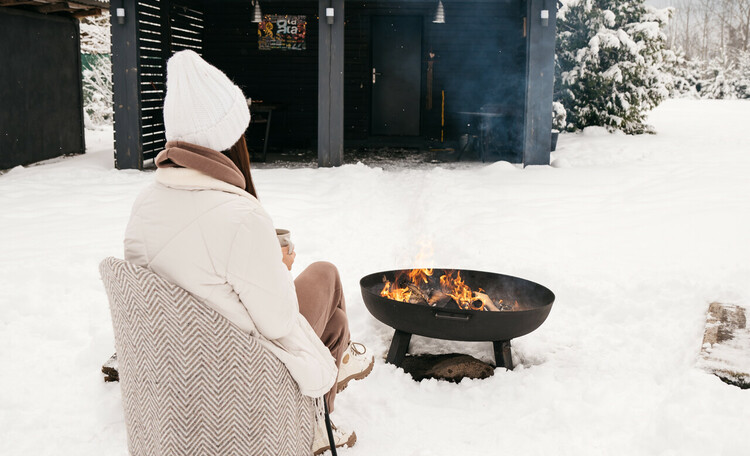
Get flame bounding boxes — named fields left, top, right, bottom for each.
left=381, top=268, right=494, bottom=311
left=440, top=270, right=483, bottom=310
left=380, top=268, right=433, bottom=302
left=408, top=268, right=433, bottom=284
left=380, top=278, right=412, bottom=302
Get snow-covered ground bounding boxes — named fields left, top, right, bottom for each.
left=1, top=99, right=749, bottom=455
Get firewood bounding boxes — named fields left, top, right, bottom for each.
left=400, top=354, right=495, bottom=382
left=699, top=302, right=749, bottom=389
left=474, top=292, right=500, bottom=311
left=428, top=290, right=448, bottom=306
left=407, top=283, right=430, bottom=304
left=434, top=297, right=460, bottom=310
left=408, top=294, right=424, bottom=304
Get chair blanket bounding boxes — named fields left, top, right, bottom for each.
left=100, top=257, right=314, bottom=456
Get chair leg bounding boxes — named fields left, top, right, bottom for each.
left=323, top=400, right=337, bottom=456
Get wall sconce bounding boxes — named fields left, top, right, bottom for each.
left=326, top=7, right=334, bottom=25
left=252, top=1, right=262, bottom=23
left=116, top=7, right=125, bottom=25
left=541, top=9, right=549, bottom=27
left=432, top=0, right=445, bottom=24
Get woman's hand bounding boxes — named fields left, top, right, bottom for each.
left=281, top=245, right=296, bottom=271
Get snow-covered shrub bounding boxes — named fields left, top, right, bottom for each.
left=720, top=50, right=750, bottom=100
left=552, top=101, right=567, bottom=131
left=661, top=47, right=700, bottom=98
left=735, top=51, right=750, bottom=99
left=697, top=58, right=738, bottom=100
left=663, top=49, right=750, bottom=100
left=80, top=13, right=113, bottom=128
left=555, top=0, right=674, bottom=134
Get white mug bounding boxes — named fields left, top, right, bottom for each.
left=275, top=228, right=294, bottom=254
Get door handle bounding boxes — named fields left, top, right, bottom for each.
left=372, top=68, right=382, bottom=84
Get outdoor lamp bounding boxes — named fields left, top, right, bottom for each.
left=116, top=7, right=125, bottom=25
left=252, top=1, right=262, bottom=23
left=541, top=9, right=549, bottom=27
left=433, top=0, right=445, bottom=24
left=326, top=7, right=334, bottom=25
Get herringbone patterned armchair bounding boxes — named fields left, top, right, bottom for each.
left=100, top=257, right=315, bottom=456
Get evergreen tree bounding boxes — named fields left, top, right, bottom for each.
left=555, top=0, right=674, bottom=134
left=735, top=51, right=750, bottom=99
left=698, top=58, right=738, bottom=100
left=662, top=47, right=700, bottom=98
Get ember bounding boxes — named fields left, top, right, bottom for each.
left=381, top=268, right=520, bottom=311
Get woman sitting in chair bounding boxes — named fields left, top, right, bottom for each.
left=123, top=50, right=372, bottom=454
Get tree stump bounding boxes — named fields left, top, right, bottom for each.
left=400, top=353, right=495, bottom=382
left=699, top=302, right=749, bottom=389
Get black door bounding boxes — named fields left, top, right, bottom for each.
left=371, top=16, right=422, bottom=136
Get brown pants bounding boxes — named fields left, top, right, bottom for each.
left=295, top=261, right=350, bottom=413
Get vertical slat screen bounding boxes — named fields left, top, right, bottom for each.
left=170, top=3, right=204, bottom=53
left=137, top=0, right=165, bottom=160
left=137, top=0, right=204, bottom=161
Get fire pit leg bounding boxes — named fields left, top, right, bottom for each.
left=385, top=330, right=412, bottom=367
left=493, top=340, right=513, bottom=370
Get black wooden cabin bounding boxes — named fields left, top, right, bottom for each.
left=0, top=1, right=107, bottom=170
left=111, top=0, right=556, bottom=169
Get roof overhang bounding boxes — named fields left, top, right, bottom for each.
left=0, top=0, right=108, bottom=18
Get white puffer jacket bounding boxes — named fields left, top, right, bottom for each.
left=124, top=167, right=337, bottom=397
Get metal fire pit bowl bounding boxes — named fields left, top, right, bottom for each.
left=360, top=269, right=555, bottom=370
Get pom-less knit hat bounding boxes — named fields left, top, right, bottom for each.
left=163, top=50, right=250, bottom=152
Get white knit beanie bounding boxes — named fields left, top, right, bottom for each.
left=163, top=50, right=250, bottom=152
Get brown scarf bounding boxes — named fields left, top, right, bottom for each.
left=155, top=141, right=246, bottom=190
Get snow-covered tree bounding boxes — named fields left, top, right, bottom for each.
left=667, top=49, right=750, bottom=100
left=734, top=50, right=750, bottom=98
left=662, top=46, right=700, bottom=98
left=555, top=0, right=674, bottom=134
left=80, top=12, right=113, bottom=128
left=697, top=57, right=738, bottom=99
left=552, top=101, right=567, bottom=131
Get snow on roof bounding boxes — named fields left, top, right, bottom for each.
left=0, top=0, right=108, bottom=18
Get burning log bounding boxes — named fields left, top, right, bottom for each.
left=407, top=283, right=430, bottom=304
left=381, top=269, right=512, bottom=312
left=427, top=290, right=448, bottom=306
left=426, top=289, right=459, bottom=309
left=473, top=292, right=500, bottom=312
left=434, top=297, right=460, bottom=310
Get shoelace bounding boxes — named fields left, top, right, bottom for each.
left=350, top=342, right=367, bottom=355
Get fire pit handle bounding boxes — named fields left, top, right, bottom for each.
left=434, top=311, right=471, bottom=321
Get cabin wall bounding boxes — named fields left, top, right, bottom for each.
left=0, top=8, right=84, bottom=169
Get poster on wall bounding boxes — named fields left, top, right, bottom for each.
left=258, top=15, right=307, bottom=51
